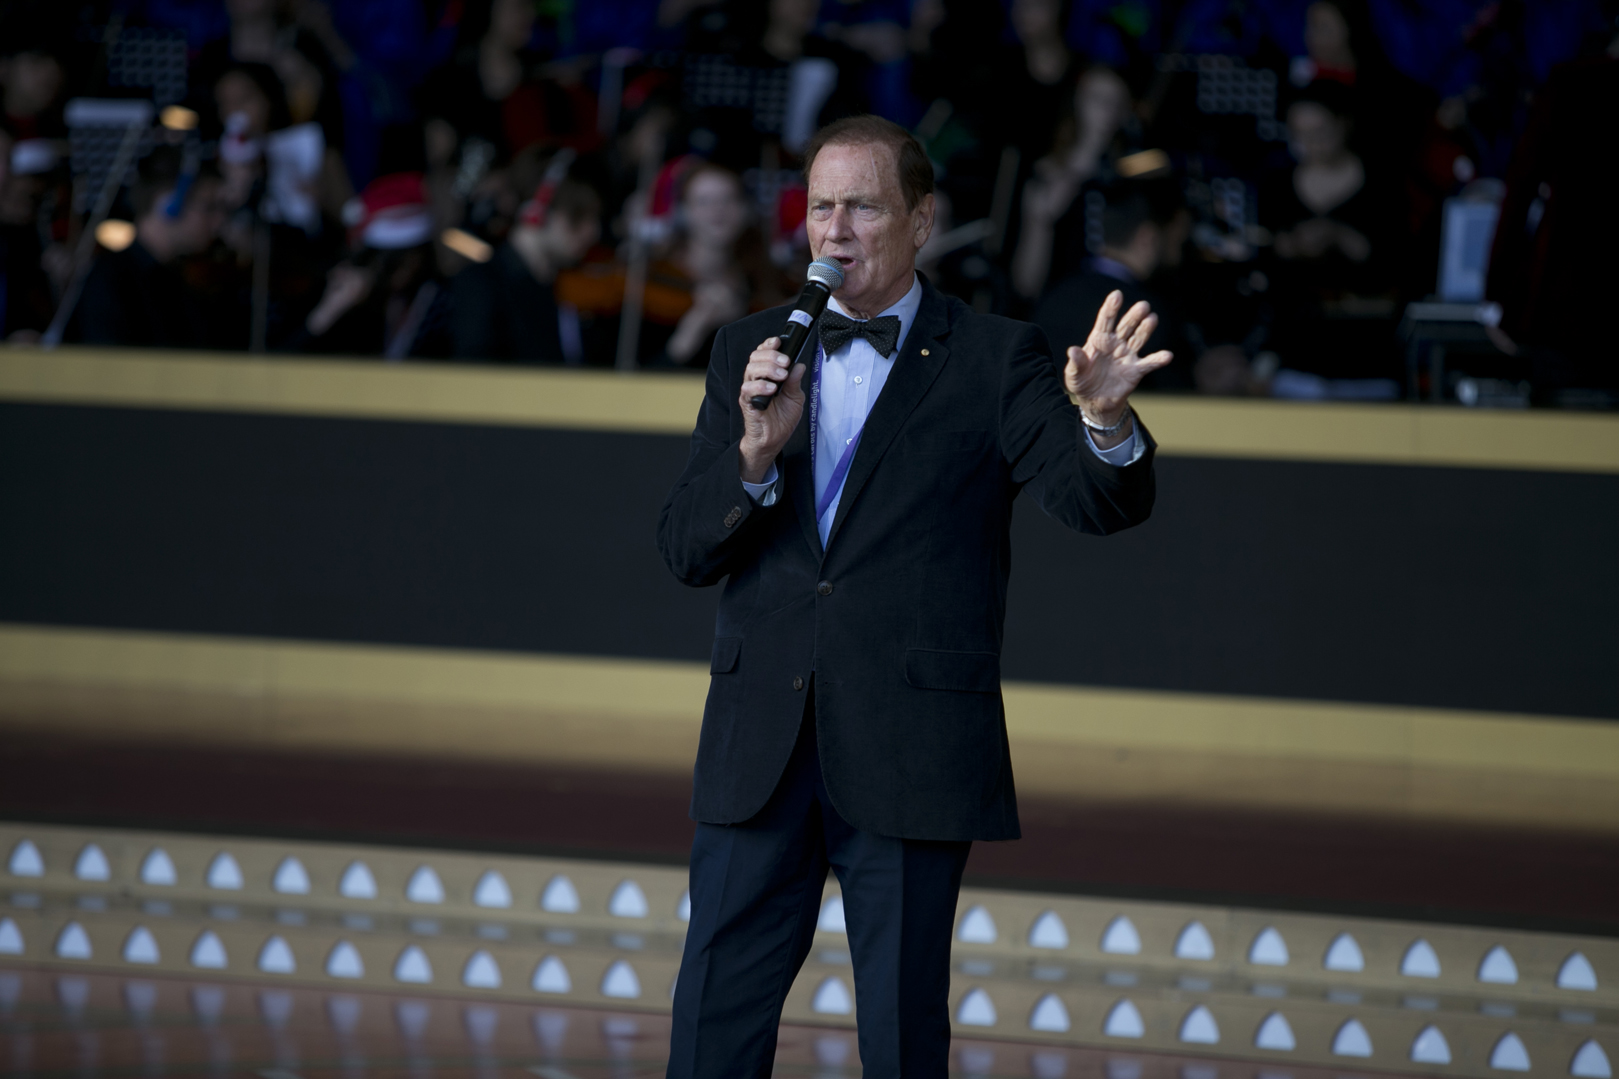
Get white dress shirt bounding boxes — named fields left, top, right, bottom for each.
left=744, top=273, right=1141, bottom=546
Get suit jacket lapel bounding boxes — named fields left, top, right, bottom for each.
left=784, top=326, right=823, bottom=559
left=823, top=280, right=953, bottom=553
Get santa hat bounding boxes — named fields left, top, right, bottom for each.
left=343, top=172, right=433, bottom=249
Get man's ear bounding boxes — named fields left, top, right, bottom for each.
left=913, top=192, right=936, bottom=250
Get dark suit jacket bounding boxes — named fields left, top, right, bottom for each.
left=657, top=277, right=1156, bottom=842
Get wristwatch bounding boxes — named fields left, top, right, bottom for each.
left=1081, top=407, right=1133, bottom=438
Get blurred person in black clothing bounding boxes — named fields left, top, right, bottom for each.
left=1487, top=18, right=1619, bottom=394
left=0, top=27, right=68, bottom=143
left=294, top=172, right=451, bottom=357
left=450, top=171, right=601, bottom=363
left=72, top=148, right=228, bottom=348
left=0, top=126, right=56, bottom=341
left=1258, top=80, right=1403, bottom=386
left=1032, top=182, right=1194, bottom=391
left=1012, top=65, right=1137, bottom=301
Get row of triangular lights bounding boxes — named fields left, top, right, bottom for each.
left=937, top=902, right=1600, bottom=991
left=807, top=975, right=1610, bottom=1078
left=6, top=840, right=689, bottom=921
left=0, top=916, right=659, bottom=1001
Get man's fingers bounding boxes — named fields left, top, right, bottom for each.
left=1137, top=349, right=1174, bottom=372
left=1126, top=312, right=1158, bottom=355
left=1066, top=344, right=1092, bottom=374
left=1089, top=291, right=1122, bottom=343
left=757, top=336, right=781, bottom=352
left=1115, top=300, right=1153, bottom=344
left=784, top=362, right=807, bottom=394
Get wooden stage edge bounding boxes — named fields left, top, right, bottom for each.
left=3, top=623, right=1617, bottom=838
left=4, top=346, right=1619, bottom=472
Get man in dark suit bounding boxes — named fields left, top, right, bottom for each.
left=657, top=115, right=1168, bottom=1077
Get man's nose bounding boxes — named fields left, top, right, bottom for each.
left=824, top=206, right=854, bottom=241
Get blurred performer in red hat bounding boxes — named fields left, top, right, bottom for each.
left=295, top=173, right=452, bottom=358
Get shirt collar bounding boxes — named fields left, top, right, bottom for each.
left=826, top=273, right=923, bottom=357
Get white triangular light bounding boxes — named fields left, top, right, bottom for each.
left=1333, top=1019, right=1373, bottom=1057
left=1324, top=933, right=1365, bottom=972
left=608, top=880, right=649, bottom=918
left=601, top=960, right=641, bottom=999
left=811, top=976, right=853, bottom=1015
left=405, top=866, right=445, bottom=904
left=957, top=905, right=997, bottom=944
left=8, top=839, right=44, bottom=877
left=122, top=926, right=160, bottom=964
left=1255, top=1012, right=1295, bottom=1051
left=1030, top=994, right=1071, bottom=1033
left=1101, top=916, right=1141, bottom=955
left=473, top=870, right=511, bottom=909
left=532, top=955, right=571, bottom=993
left=1401, top=939, right=1441, bottom=978
left=1411, top=1025, right=1452, bottom=1064
left=339, top=861, right=378, bottom=899
left=540, top=875, right=579, bottom=913
left=1249, top=926, right=1289, bottom=966
left=394, top=945, right=433, bottom=984
left=1029, top=911, right=1069, bottom=949
left=0, top=917, right=23, bottom=955
left=190, top=930, right=227, bottom=969
left=676, top=890, right=691, bottom=922
left=1179, top=1005, right=1220, bottom=1044
left=140, top=849, right=177, bottom=886
left=1490, top=1033, right=1531, bottom=1072
left=463, top=950, right=501, bottom=989
left=1559, top=952, right=1599, bottom=991
left=205, top=852, right=243, bottom=890
left=326, top=940, right=364, bottom=978
left=74, top=844, right=111, bottom=881
left=258, top=935, right=296, bottom=974
left=817, top=894, right=846, bottom=933
left=1175, top=920, right=1215, bottom=960
left=1479, top=945, right=1519, bottom=985
left=272, top=857, right=310, bottom=895
left=56, top=922, right=92, bottom=959
left=956, top=987, right=997, bottom=1027
left=1103, top=999, right=1145, bottom=1038
left=1571, top=1040, right=1612, bottom=1079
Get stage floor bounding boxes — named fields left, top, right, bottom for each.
left=0, top=965, right=1411, bottom=1079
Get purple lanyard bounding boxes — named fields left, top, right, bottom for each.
left=808, top=341, right=865, bottom=525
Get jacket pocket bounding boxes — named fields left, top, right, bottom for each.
left=710, top=636, right=743, bottom=674
left=904, top=648, right=1000, bottom=693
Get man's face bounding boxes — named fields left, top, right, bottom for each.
left=806, top=141, right=933, bottom=316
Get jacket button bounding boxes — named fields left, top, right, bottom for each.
left=793, top=676, right=804, bottom=691
left=723, top=506, right=742, bottom=528
left=816, top=581, right=833, bottom=596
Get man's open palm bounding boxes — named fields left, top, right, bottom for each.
left=1064, top=290, right=1173, bottom=420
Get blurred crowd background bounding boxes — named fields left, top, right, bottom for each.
left=1, top=0, right=1614, bottom=404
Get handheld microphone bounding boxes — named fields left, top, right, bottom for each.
left=749, top=256, right=845, bottom=410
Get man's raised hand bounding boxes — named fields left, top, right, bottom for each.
left=1064, top=290, right=1173, bottom=442
left=739, top=337, right=807, bottom=484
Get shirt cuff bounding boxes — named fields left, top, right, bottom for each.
left=1084, top=424, right=1144, bottom=467
left=742, top=463, right=782, bottom=506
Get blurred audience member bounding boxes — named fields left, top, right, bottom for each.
left=451, top=168, right=602, bottom=363
left=0, top=32, right=67, bottom=142
left=1487, top=23, right=1619, bottom=394
left=295, top=172, right=451, bottom=357
left=1260, top=81, right=1402, bottom=385
left=72, top=148, right=226, bottom=348
left=1031, top=182, right=1193, bottom=391
left=0, top=127, right=57, bottom=341
left=1012, top=66, right=1135, bottom=301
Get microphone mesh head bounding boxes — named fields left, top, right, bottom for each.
left=806, top=257, right=845, bottom=290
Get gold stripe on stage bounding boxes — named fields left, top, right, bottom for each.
left=4, top=347, right=1618, bottom=471
left=4, top=623, right=1616, bottom=834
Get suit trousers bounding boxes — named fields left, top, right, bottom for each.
left=667, top=686, right=973, bottom=1078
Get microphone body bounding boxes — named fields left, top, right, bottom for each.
left=749, top=257, right=845, bottom=410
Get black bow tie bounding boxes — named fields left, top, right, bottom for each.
left=819, top=311, right=901, bottom=357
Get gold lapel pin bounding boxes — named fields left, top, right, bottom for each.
left=920, top=348, right=930, bottom=356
